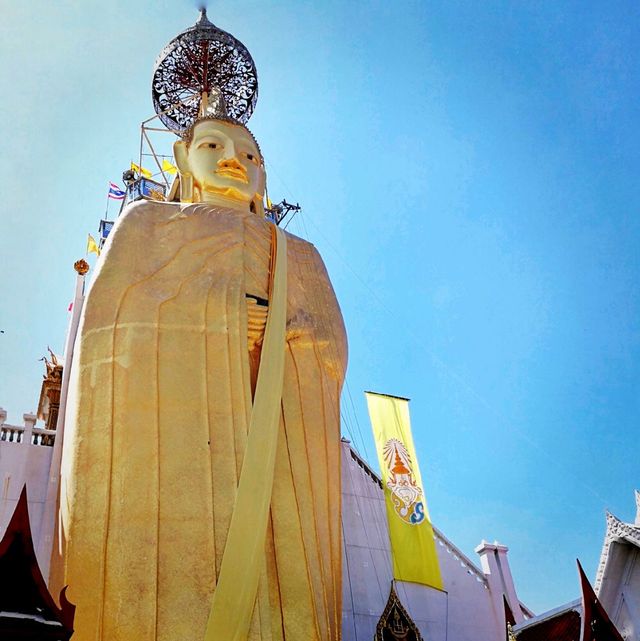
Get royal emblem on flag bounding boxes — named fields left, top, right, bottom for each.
left=367, top=392, right=443, bottom=587
left=383, top=438, right=425, bottom=525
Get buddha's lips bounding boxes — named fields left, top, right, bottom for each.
left=215, top=167, right=249, bottom=183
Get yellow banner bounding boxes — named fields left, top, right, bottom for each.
left=131, top=161, right=152, bottom=178
left=365, top=391, right=443, bottom=589
left=162, top=158, right=178, bottom=175
left=86, top=233, right=100, bottom=257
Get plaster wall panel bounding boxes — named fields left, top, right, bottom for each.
left=626, top=548, right=640, bottom=592
left=0, top=417, right=55, bottom=572
left=616, top=597, right=636, bottom=641
left=342, top=492, right=369, bottom=549
left=397, top=580, right=448, bottom=641
left=341, top=610, right=357, bottom=641
left=599, top=539, right=640, bottom=641
left=352, top=613, right=377, bottom=640
left=345, top=542, right=388, bottom=618
left=352, top=494, right=390, bottom=551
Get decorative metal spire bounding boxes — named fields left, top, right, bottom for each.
left=152, top=9, right=258, bottom=132
left=196, top=6, right=212, bottom=27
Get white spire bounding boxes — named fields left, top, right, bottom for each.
left=635, top=489, right=640, bottom=526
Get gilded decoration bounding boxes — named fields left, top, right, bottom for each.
left=375, top=583, right=423, bottom=641
left=73, top=259, right=89, bottom=275
left=37, top=348, right=63, bottom=435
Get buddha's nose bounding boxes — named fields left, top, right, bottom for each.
left=220, top=141, right=237, bottom=160
left=217, top=156, right=245, bottom=171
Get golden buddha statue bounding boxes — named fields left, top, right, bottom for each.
left=50, top=108, right=347, bottom=640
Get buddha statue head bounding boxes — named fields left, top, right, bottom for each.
left=173, top=110, right=266, bottom=215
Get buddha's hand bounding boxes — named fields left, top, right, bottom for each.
left=246, top=296, right=268, bottom=351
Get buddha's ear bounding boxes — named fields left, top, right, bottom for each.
left=252, top=194, right=265, bottom=218
left=173, top=139, right=189, bottom=174
left=173, top=140, right=194, bottom=203
left=257, top=165, right=266, bottom=204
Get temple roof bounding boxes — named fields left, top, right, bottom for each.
left=513, top=603, right=581, bottom=641
left=512, top=557, right=627, bottom=641
left=0, top=486, right=74, bottom=639
left=594, top=498, right=640, bottom=593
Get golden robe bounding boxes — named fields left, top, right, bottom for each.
left=52, top=201, right=347, bottom=641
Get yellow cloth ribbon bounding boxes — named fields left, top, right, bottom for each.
left=203, top=224, right=288, bottom=641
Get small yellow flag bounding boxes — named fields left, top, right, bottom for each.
left=162, top=158, right=178, bottom=175
left=86, top=234, right=100, bottom=257
left=366, top=391, right=443, bottom=589
left=131, top=161, right=152, bottom=179
left=266, top=196, right=273, bottom=209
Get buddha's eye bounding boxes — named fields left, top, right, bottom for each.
left=208, top=143, right=218, bottom=149
left=242, top=151, right=259, bottom=165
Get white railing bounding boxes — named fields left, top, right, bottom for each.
left=0, top=409, right=55, bottom=447
left=32, top=427, right=56, bottom=447
left=0, top=425, right=24, bottom=443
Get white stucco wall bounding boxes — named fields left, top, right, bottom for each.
left=0, top=408, right=55, bottom=566
left=341, top=440, right=522, bottom=641
left=598, top=535, right=640, bottom=641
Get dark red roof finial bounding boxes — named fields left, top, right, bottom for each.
left=0, top=486, right=75, bottom=638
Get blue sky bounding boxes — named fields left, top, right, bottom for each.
left=1, top=1, right=638, bottom=613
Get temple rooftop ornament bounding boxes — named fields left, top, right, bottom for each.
left=0, top=487, right=75, bottom=639
left=152, top=7, right=258, bottom=133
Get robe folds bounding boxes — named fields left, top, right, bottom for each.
left=51, top=201, right=347, bottom=641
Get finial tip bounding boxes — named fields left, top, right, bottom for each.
left=196, top=5, right=213, bottom=26
left=74, top=259, right=90, bottom=275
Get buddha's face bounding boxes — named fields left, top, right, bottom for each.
left=174, top=119, right=265, bottom=208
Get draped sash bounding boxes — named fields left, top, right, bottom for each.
left=204, top=224, right=287, bottom=641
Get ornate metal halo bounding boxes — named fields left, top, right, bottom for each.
left=152, top=9, right=258, bottom=132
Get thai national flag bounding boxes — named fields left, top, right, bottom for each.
left=108, top=182, right=126, bottom=200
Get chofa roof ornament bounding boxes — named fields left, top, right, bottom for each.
left=151, top=7, right=258, bottom=133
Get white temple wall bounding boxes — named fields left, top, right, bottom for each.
left=341, top=440, right=518, bottom=641
left=599, top=540, right=640, bottom=641
left=435, top=538, right=500, bottom=640
left=0, top=408, right=55, bottom=564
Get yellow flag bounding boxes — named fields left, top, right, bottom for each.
left=162, top=158, right=178, bottom=175
left=131, top=161, right=152, bottom=179
left=266, top=196, right=273, bottom=209
left=86, top=234, right=100, bottom=257
left=365, top=391, right=443, bottom=589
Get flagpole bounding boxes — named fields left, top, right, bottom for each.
left=138, top=126, right=144, bottom=178
left=104, top=183, right=111, bottom=220
left=364, top=390, right=411, bottom=402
